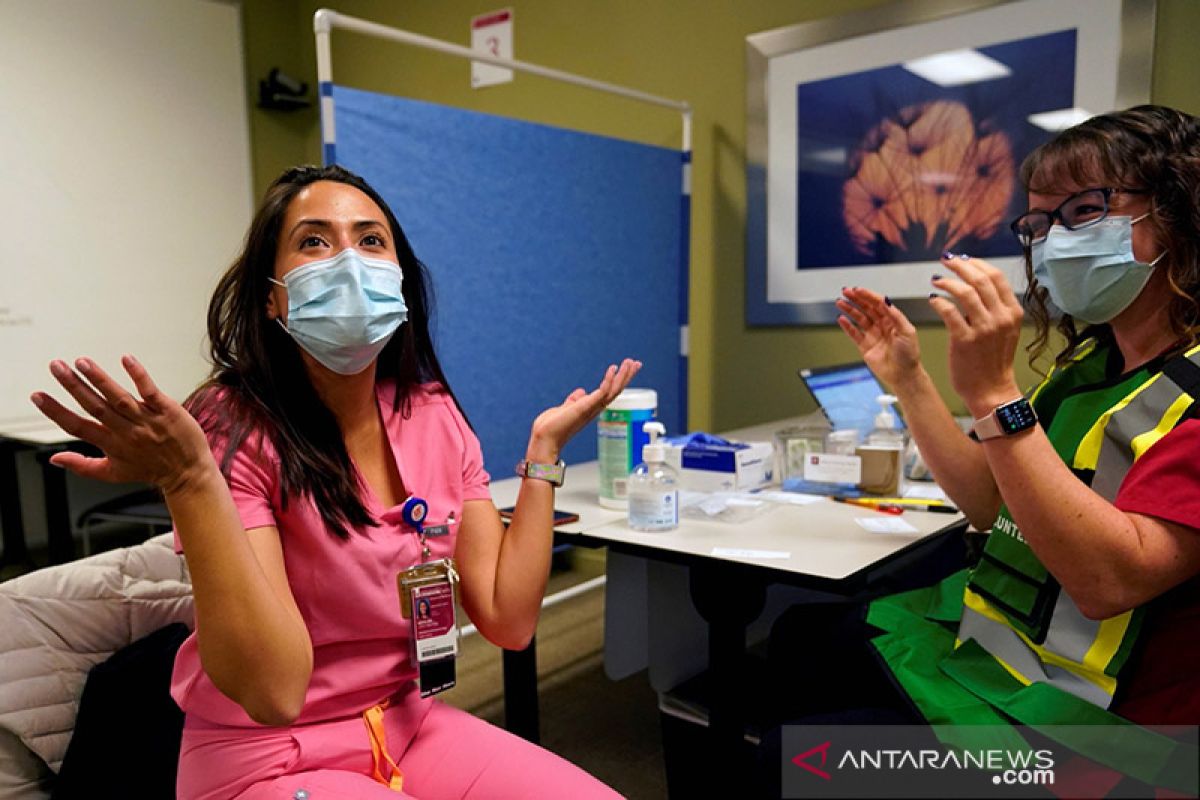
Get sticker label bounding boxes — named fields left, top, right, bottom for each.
left=803, top=452, right=862, bottom=484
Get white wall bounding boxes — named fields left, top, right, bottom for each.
left=0, top=0, right=253, bottom=425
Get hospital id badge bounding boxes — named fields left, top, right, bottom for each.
left=398, top=558, right=459, bottom=697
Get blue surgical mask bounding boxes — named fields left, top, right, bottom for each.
left=1031, top=214, right=1166, bottom=325
left=270, top=248, right=408, bottom=375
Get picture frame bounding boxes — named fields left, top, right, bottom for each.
left=745, top=0, right=1156, bottom=325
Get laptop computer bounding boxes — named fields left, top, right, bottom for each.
left=797, top=363, right=905, bottom=433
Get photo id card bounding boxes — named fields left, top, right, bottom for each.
left=398, top=558, right=460, bottom=697
left=411, top=582, right=458, bottom=663
left=409, top=581, right=458, bottom=697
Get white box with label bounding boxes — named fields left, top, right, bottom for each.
left=662, top=438, right=775, bottom=492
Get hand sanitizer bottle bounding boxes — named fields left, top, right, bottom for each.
left=866, top=394, right=905, bottom=447
left=627, top=421, right=679, bottom=532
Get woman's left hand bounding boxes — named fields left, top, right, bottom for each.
left=526, top=358, right=642, bottom=461
left=928, top=253, right=1025, bottom=417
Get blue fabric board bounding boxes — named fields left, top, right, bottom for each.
left=331, top=85, right=685, bottom=474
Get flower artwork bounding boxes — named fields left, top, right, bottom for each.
left=746, top=3, right=1149, bottom=324
left=842, top=100, right=1014, bottom=261
left=789, top=29, right=1077, bottom=272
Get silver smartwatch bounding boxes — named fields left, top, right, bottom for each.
left=971, top=397, right=1037, bottom=440
left=515, top=458, right=566, bottom=487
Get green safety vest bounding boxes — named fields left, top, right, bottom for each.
left=868, top=338, right=1200, bottom=788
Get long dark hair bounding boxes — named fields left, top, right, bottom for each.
left=1019, top=105, right=1200, bottom=367
left=185, top=165, right=459, bottom=539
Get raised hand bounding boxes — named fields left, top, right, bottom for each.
left=29, top=356, right=214, bottom=495
left=835, top=287, right=923, bottom=391
left=927, top=253, right=1024, bottom=415
left=526, top=358, right=642, bottom=460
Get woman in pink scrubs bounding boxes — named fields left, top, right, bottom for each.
left=31, top=165, right=640, bottom=799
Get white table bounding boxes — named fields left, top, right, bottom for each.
left=490, top=417, right=965, bottom=762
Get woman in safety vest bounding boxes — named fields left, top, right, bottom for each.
left=769, top=105, right=1200, bottom=795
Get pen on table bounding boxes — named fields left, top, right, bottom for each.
left=867, top=498, right=961, bottom=514
left=832, top=496, right=960, bottom=514
left=833, top=497, right=905, bottom=515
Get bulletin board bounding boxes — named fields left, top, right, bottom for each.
left=331, top=86, right=688, bottom=471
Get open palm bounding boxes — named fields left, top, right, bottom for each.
left=529, top=359, right=641, bottom=454
left=30, top=356, right=211, bottom=493
left=835, top=288, right=921, bottom=389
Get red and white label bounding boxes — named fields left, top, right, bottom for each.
left=470, top=8, right=513, bottom=89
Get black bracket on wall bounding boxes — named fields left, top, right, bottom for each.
left=258, top=67, right=310, bottom=111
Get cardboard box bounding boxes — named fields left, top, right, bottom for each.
left=663, top=438, right=774, bottom=492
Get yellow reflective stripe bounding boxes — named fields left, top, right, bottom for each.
left=962, top=588, right=1117, bottom=697
left=1028, top=373, right=1055, bottom=405
left=1028, top=337, right=1096, bottom=409
left=1072, top=373, right=1164, bottom=471
left=1083, top=611, right=1134, bottom=680
left=1130, top=392, right=1193, bottom=459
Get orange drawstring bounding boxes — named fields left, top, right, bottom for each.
left=363, top=700, right=405, bottom=792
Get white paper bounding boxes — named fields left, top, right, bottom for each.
left=903, top=484, right=950, bottom=501
left=803, top=453, right=862, bottom=484
left=855, top=516, right=920, bottom=534
left=756, top=490, right=824, bottom=505
left=711, top=547, right=792, bottom=560
left=470, top=8, right=514, bottom=88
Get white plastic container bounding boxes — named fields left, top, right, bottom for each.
left=598, top=388, right=657, bottom=509
left=627, top=422, right=679, bottom=532
left=865, top=394, right=905, bottom=447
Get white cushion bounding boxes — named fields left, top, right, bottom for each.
left=0, top=534, right=193, bottom=781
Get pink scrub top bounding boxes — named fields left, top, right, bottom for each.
left=171, top=381, right=491, bottom=728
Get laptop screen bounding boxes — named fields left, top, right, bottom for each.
left=798, top=363, right=906, bottom=433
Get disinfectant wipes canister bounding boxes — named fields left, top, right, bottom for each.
left=597, top=388, right=657, bottom=509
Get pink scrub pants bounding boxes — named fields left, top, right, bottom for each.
left=177, top=699, right=621, bottom=799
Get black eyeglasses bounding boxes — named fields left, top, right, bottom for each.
left=1008, top=187, right=1148, bottom=247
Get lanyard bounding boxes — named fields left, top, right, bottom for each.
left=363, top=700, right=404, bottom=792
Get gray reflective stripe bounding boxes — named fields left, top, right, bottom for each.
left=1091, top=372, right=1179, bottom=500
left=1041, top=589, right=1101, bottom=666
left=1092, top=346, right=1200, bottom=500
left=959, top=606, right=1114, bottom=708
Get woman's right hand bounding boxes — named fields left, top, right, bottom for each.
left=30, top=355, right=214, bottom=495
left=835, top=287, right=924, bottom=391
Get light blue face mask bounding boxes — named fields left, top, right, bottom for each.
left=1031, top=214, right=1166, bottom=325
left=270, top=248, right=408, bottom=375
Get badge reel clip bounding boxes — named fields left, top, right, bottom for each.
left=397, top=495, right=461, bottom=697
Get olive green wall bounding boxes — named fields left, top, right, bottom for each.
left=240, top=0, right=1200, bottom=431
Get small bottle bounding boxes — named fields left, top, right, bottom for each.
left=866, top=394, right=905, bottom=448
left=627, top=422, right=679, bottom=532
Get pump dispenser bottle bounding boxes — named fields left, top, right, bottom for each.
left=866, top=394, right=905, bottom=447
left=627, top=421, right=679, bottom=532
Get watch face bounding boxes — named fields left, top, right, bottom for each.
left=996, top=399, right=1036, bottom=434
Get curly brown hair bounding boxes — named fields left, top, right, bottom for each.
left=1019, top=105, right=1200, bottom=367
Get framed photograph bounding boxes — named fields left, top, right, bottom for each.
left=745, top=0, right=1156, bottom=325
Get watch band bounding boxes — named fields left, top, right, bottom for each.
left=515, top=458, right=566, bottom=487
left=971, top=397, right=1037, bottom=441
